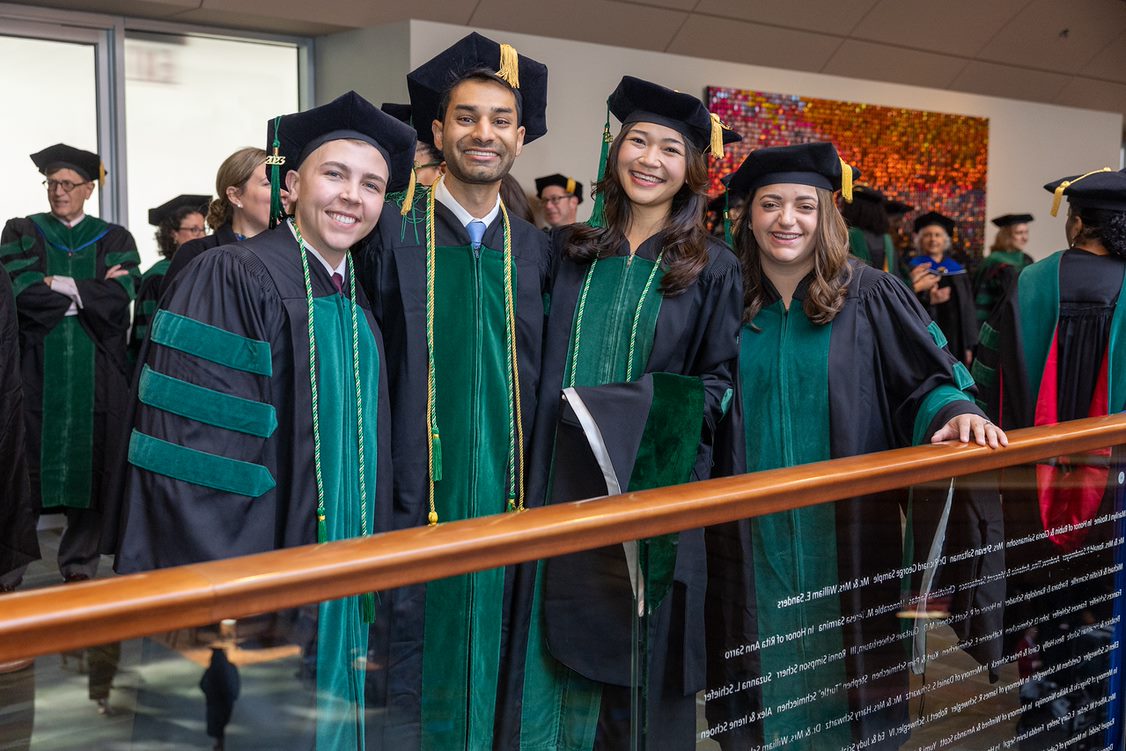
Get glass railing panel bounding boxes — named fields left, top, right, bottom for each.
left=692, top=453, right=1126, bottom=750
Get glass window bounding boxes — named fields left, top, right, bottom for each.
left=0, top=34, right=100, bottom=222
left=124, top=31, right=299, bottom=269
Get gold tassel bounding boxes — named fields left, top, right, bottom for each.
left=497, top=43, right=520, bottom=88
left=97, top=162, right=106, bottom=188
left=400, top=167, right=417, bottom=217
left=565, top=177, right=576, bottom=195
left=839, top=158, right=854, bottom=203
left=1051, top=167, right=1112, bottom=217
left=708, top=113, right=729, bottom=157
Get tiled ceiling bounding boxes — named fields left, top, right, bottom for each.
left=12, top=0, right=1126, bottom=125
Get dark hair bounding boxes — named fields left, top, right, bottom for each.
left=436, top=68, right=523, bottom=128
left=416, top=141, right=444, bottom=165
left=733, top=186, right=852, bottom=325
left=500, top=174, right=535, bottom=224
left=1073, top=205, right=1126, bottom=258
left=154, top=205, right=204, bottom=259
left=565, top=126, right=710, bottom=296
left=840, top=195, right=889, bottom=235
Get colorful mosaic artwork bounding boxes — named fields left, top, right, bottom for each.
left=707, top=87, right=990, bottom=257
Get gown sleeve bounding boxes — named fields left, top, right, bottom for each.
left=114, top=246, right=285, bottom=571
left=689, top=248, right=744, bottom=445
left=860, top=268, right=984, bottom=446
left=0, top=268, right=39, bottom=576
left=1, top=219, right=70, bottom=335
left=75, top=227, right=140, bottom=344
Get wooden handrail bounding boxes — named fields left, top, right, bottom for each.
left=2, top=414, right=1125, bottom=662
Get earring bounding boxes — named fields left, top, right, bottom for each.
left=234, top=202, right=243, bottom=209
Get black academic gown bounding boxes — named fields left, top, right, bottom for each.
left=128, top=257, right=170, bottom=364
left=113, top=223, right=393, bottom=569
left=161, top=223, right=239, bottom=297
left=508, top=230, right=742, bottom=751
left=0, top=214, right=138, bottom=513
left=975, top=249, right=1126, bottom=676
left=356, top=189, right=551, bottom=750
left=914, top=256, right=977, bottom=363
left=0, top=268, right=38, bottom=576
left=707, top=262, right=1001, bottom=751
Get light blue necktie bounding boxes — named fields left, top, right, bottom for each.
left=467, top=220, right=486, bottom=251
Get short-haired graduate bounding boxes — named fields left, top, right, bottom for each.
left=707, top=142, right=1007, bottom=750
left=515, top=75, right=744, bottom=751
left=112, top=91, right=415, bottom=749
left=352, top=32, right=552, bottom=751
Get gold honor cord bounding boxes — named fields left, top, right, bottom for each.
left=567, top=248, right=665, bottom=389
left=423, top=178, right=525, bottom=525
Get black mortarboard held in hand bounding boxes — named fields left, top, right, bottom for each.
left=1044, top=167, right=1126, bottom=216
left=724, top=141, right=859, bottom=204
left=30, top=143, right=105, bottom=186
left=535, top=174, right=583, bottom=204
left=991, top=213, right=1034, bottom=228
left=148, top=194, right=211, bottom=226
left=913, top=211, right=957, bottom=236
left=406, top=31, right=549, bottom=147
left=591, top=75, right=742, bottom=228
left=265, top=90, right=418, bottom=227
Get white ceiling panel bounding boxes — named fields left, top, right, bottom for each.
left=667, top=14, right=842, bottom=72
left=691, top=0, right=880, bottom=36
left=978, top=0, right=1126, bottom=75
left=950, top=60, right=1073, bottom=102
left=822, top=39, right=967, bottom=89
left=471, top=0, right=688, bottom=50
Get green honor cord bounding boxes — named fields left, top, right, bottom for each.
left=291, top=219, right=374, bottom=623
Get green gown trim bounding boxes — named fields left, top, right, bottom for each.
left=421, top=243, right=512, bottom=751
left=1017, top=250, right=1126, bottom=414
left=740, top=301, right=850, bottom=750
left=521, top=254, right=667, bottom=751
left=311, top=292, right=381, bottom=751
left=127, top=429, right=275, bottom=497
left=150, top=309, right=273, bottom=375
left=35, top=215, right=99, bottom=508
left=137, top=364, right=278, bottom=438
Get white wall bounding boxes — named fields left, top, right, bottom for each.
left=316, top=21, right=412, bottom=111
left=405, top=20, right=1122, bottom=260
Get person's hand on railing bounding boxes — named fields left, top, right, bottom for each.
left=930, top=412, right=1007, bottom=448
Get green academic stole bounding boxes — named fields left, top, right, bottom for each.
left=31, top=213, right=111, bottom=508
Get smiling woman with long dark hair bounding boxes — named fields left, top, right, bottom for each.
left=513, top=76, right=743, bottom=751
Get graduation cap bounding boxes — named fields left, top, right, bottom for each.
left=380, top=102, right=413, bottom=126
left=852, top=183, right=885, bottom=203
left=535, top=174, right=583, bottom=204
left=406, top=32, right=549, bottom=146
left=265, top=90, right=418, bottom=225
left=885, top=199, right=914, bottom=216
left=606, top=76, right=742, bottom=157
left=1043, top=167, right=1125, bottom=216
left=148, top=194, right=210, bottom=226
left=913, top=211, right=956, bottom=236
left=991, top=213, right=1034, bottom=227
left=30, top=143, right=105, bottom=186
left=725, top=141, right=859, bottom=203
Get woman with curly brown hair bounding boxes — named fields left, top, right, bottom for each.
left=515, top=76, right=743, bottom=751
left=707, top=141, right=1005, bottom=751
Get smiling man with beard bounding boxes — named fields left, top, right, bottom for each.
left=354, top=32, right=552, bottom=751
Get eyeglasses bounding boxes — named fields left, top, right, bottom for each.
left=43, top=179, right=91, bottom=193
left=414, top=161, right=442, bottom=171
left=542, top=195, right=575, bottom=206
left=176, top=226, right=206, bottom=237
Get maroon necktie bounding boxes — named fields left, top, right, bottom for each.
left=332, top=272, right=344, bottom=294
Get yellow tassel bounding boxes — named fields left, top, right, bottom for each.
left=1050, top=166, right=1112, bottom=217
left=497, top=43, right=520, bottom=88
left=839, top=158, right=854, bottom=203
left=708, top=113, right=729, bottom=157
left=400, top=167, right=417, bottom=217
left=565, top=177, right=576, bottom=195
left=428, top=510, right=438, bottom=525
left=97, top=162, right=106, bottom=188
